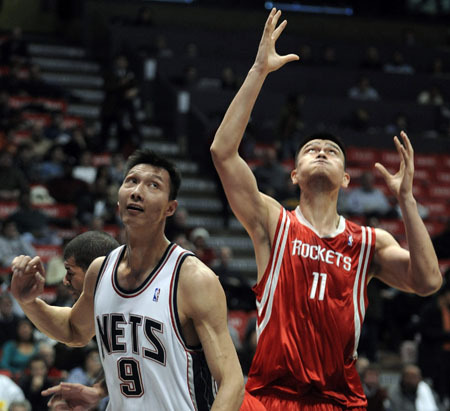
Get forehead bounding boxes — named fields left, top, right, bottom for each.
left=302, top=139, right=342, bottom=152
left=126, top=163, right=170, bottom=182
left=64, top=256, right=82, bottom=270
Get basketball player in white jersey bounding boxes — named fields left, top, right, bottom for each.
left=210, top=8, right=442, bottom=410
left=11, top=149, right=244, bottom=410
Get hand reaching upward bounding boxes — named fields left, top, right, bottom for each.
left=253, top=8, right=299, bottom=75
left=375, top=131, right=415, bottom=202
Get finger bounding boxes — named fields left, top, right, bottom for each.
left=374, top=162, right=392, bottom=180
left=15, top=255, right=32, bottom=271
left=264, top=8, right=277, bottom=33
left=394, top=136, right=410, bottom=168
left=271, top=10, right=282, bottom=31
left=280, top=54, right=300, bottom=65
left=400, top=130, right=414, bottom=154
left=272, top=19, right=287, bottom=41
left=42, top=385, right=63, bottom=396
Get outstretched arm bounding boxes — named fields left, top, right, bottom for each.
left=11, top=255, right=102, bottom=346
left=210, top=9, right=298, bottom=248
left=42, top=381, right=106, bottom=411
left=372, top=131, right=442, bottom=296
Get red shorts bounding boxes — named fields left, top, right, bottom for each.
left=240, top=391, right=367, bottom=411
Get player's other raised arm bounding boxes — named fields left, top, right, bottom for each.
left=210, top=9, right=298, bottom=237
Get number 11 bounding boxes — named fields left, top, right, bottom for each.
left=310, top=272, right=327, bottom=300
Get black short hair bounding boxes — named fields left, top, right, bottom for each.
left=295, top=132, right=347, bottom=167
left=124, top=149, right=181, bottom=201
left=63, top=231, right=119, bottom=271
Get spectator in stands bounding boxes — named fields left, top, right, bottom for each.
left=100, top=54, right=140, bottom=152
left=0, top=319, right=39, bottom=376
left=221, top=66, right=239, bottom=91
left=36, top=144, right=66, bottom=182
left=298, top=44, right=313, bottom=65
left=29, top=124, right=52, bottom=161
left=133, top=6, right=154, bottom=27
left=66, top=346, right=101, bottom=387
left=320, top=45, right=338, bottom=66
left=8, top=191, right=61, bottom=246
left=417, top=85, right=445, bottom=106
left=44, top=114, right=70, bottom=143
left=0, top=27, right=28, bottom=65
left=172, top=65, right=199, bottom=89
left=18, top=355, right=53, bottom=411
left=76, top=167, right=118, bottom=227
left=165, top=206, right=190, bottom=242
left=430, top=57, right=447, bottom=77
left=389, top=364, right=441, bottom=410
left=0, top=374, right=25, bottom=411
left=189, top=227, right=216, bottom=266
left=361, top=365, right=390, bottom=411
left=342, top=107, right=372, bottom=132
left=0, top=292, right=22, bottom=348
left=253, top=146, right=288, bottom=200
left=348, top=76, right=380, bottom=101
left=0, top=91, right=19, bottom=135
left=37, top=342, right=65, bottom=384
left=277, top=92, right=305, bottom=159
left=72, top=150, right=97, bottom=185
left=1, top=64, right=28, bottom=95
left=344, top=171, right=392, bottom=217
left=0, top=219, right=35, bottom=269
left=108, top=152, right=126, bottom=185
left=8, top=400, right=31, bottom=411
left=25, top=64, right=65, bottom=99
left=14, top=143, right=38, bottom=184
left=383, top=50, right=415, bottom=74
left=417, top=273, right=450, bottom=404
left=46, top=162, right=88, bottom=206
left=386, top=112, right=409, bottom=136
left=0, top=150, right=28, bottom=201
left=360, top=46, right=383, bottom=71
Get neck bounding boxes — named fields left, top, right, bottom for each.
left=124, top=226, right=170, bottom=277
left=298, top=189, right=340, bottom=236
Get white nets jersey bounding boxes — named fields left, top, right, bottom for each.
left=94, top=244, right=217, bottom=411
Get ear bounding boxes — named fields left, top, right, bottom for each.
left=290, top=168, right=298, bottom=185
left=166, top=200, right=178, bottom=217
left=341, top=171, right=350, bottom=189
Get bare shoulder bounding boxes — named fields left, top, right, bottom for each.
left=374, top=227, right=400, bottom=251
left=83, top=256, right=107, bottom=296
left=178, top=256, right=224, bottom=315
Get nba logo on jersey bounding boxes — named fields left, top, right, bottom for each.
left=153, top=288, right=161, bottom=302
left=348, top=235, right=353, bottom=247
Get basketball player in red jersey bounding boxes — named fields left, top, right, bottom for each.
left=211, top=8, right=442, bottom=410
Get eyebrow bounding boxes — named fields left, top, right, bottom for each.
left=303, top=141, right=342, bottom=154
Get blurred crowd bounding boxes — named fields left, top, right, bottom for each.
left=0, top=7, right=450, bottom=410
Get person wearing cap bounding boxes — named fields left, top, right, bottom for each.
left=210, top=8, right=442, bottom=410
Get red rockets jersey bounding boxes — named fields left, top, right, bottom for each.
left=246, top=206, right=376, bottom=408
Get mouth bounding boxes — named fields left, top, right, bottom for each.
left=127, top=204, right=144, bottom=212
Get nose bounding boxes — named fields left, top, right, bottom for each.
left=63, top=275, right=70, bottom=287
left=317, top=147, right=327, bottom=158
left=130, top=183, right=143, bottom=201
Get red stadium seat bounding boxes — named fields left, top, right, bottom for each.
left=428, top=185, right=450, bottom=200
left=347, top=147, right=379, bottom=165
left=0, top=202, right=18, bottom=218
left=378, top=219, right=404, bottom=236
left=415, top=154, right=439, bottom=169
left=34, top=204, right=77, bottom=219
left=379, top=150, right=399, bottom=167
left=436, top=170, right=450, bottom=185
